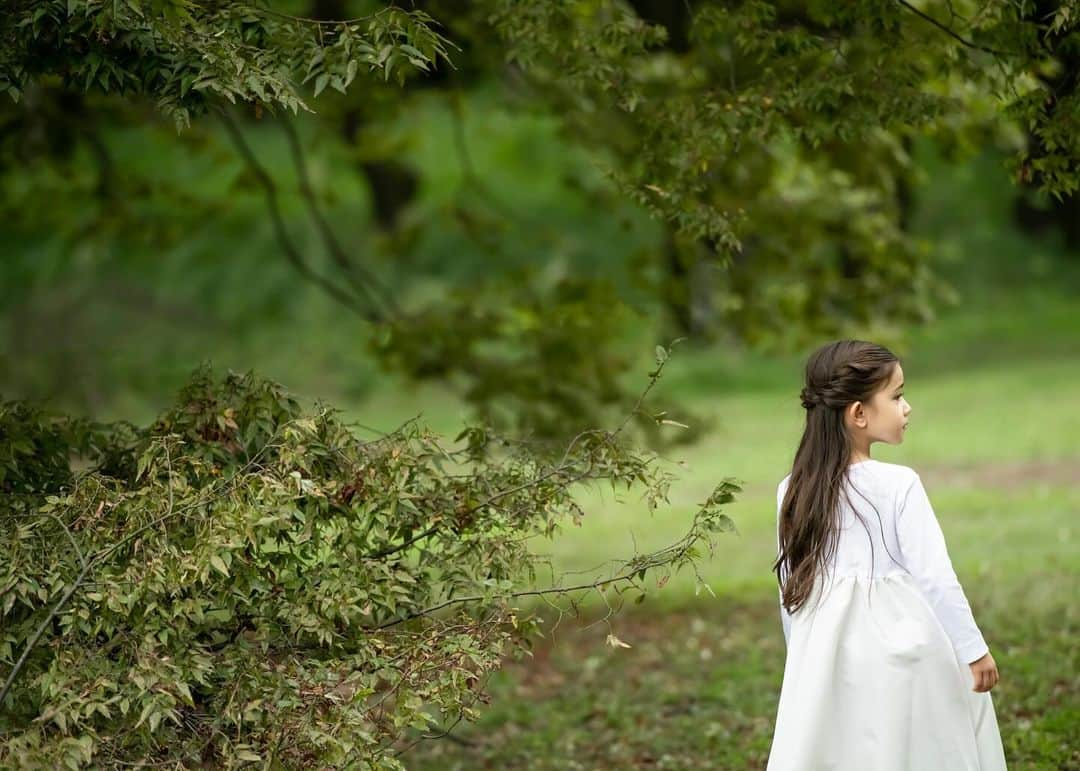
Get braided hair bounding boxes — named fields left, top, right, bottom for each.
left=773, top=340, right=900, bottom=616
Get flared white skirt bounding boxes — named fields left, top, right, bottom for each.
left=767, top=573, right=1007, bottom=771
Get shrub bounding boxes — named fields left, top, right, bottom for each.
left=0, top=359, right=739, bottom=768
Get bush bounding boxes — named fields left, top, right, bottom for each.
left=0, top=362, right=739, bottom=769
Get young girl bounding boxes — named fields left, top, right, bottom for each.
left=767, top=340, right=1007, bottom=770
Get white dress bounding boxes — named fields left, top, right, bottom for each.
left=767, top=459, right=1007, bottom=771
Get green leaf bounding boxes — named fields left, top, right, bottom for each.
left=134, top=700, right=154, bottom=729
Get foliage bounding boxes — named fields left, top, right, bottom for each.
left=4, top=0, right=1080, bottom=433
left=0, top=353, right=742, bottom=768
left=371, top=274, right=659, bottom=439
left=481, top=0, right=1078, bottom=342
left=1, top=0, right=452, bottom=129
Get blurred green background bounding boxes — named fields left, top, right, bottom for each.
left=3, top=89, right=1078, bottom=770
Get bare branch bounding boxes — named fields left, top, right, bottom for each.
left=216, top=108, right=380, bottom=321
left=280, top=116, right=400, bottom=318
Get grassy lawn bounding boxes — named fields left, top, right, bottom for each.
left=372, top=288, right=1080, bottom=770
left=400, top=570, right=1076, bottom=770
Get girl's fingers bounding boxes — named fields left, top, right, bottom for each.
left=970, top=666, right=1001, bottom=692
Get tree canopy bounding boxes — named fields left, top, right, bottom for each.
left=3, top=0, right=1079, bottom=433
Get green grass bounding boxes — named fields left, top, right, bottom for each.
left=401, top=570, right=1077, bottom=770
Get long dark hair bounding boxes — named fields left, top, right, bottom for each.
left=772, top=340, right=899, bottom=616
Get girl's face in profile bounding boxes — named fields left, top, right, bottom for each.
left=848, top=362, right=912, bottom=444
left=868, top=363, right=912, bottom=444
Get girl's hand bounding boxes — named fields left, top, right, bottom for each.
left=969, top=651, right=999, bottom=692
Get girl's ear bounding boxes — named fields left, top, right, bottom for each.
left=846, top=401, right=866, bottom=429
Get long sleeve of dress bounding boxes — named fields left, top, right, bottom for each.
left=896, top=472, right=989, bottom=664
left=776, top=481, right=792, bottom=647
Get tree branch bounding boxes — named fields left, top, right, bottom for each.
left=280, top=116, right=400, bottom=318
left=894, top=0, right=1018, bottom=57
left=216, top=108, right=380, bottom=321
left=0, top=560, right=94, bottom=708
left=372, top=536, right=687, bottom=630
left=0, top=423, right=300, bottom=704
left=357, top=343, right=680, bottom=564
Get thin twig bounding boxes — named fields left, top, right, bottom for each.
left=247, top=5, right=393, bottom=26
left=894, top=0, right=1018, bottom=57
left=43, top=511, right=87, bottom=573
left=615, top=339, right=684, bottom=435
left=373, top=528, right=698, bottom=630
